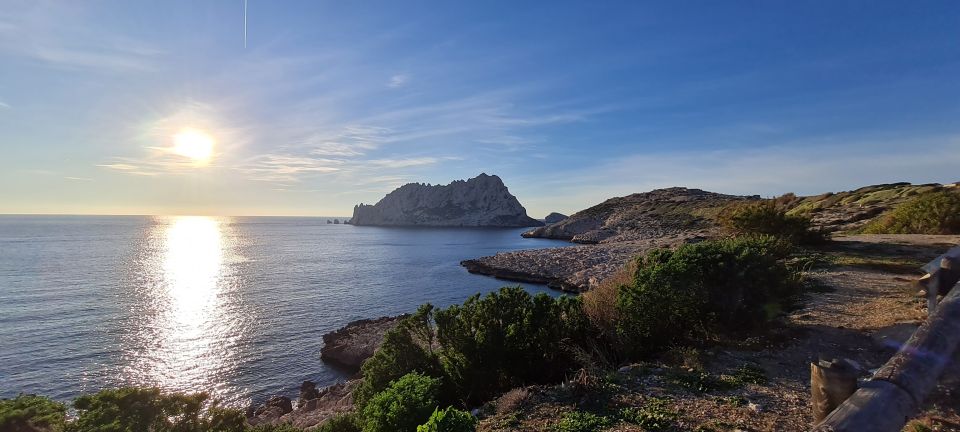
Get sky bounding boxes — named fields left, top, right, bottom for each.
left=1, top=1, right=958, bottom=217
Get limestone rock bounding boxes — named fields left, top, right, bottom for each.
left=544, top=212, right=568, bottom=224
left=321, top=315, right=406, bottom=372
left=523, top=187, right=749, bottom=244
left=351, top=173, right=543, bottom=227
left=253, top=395, right=293, bottom=418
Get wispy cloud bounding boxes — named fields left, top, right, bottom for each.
left=238, top=154, right=343, bottom=183
left=0, top=101, right=10, bottom=109
left=368, top=157, right=439, bottom=168
left=64, top=176, right=93, bottom=181
left=0, top=7, right=161, bottom=73
left=388, top=74, right=409, bottom=88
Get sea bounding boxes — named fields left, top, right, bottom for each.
left=0, top=215, right=568, bottom=406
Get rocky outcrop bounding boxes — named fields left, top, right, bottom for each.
left=321, top=316, right=406, bottom=372
left=523, top=187, right=750, bottom=244
left=462, top=233, right=704, bottom=292
left=351, top=173, right=543, bottom=227
left=249, top=380, right=359, bottom=430
left=544, top=212, right=568, bottom=224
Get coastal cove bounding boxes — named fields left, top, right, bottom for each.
left=0, top=215, right=568, bottom=407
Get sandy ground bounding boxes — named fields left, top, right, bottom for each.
left=476, top=234, right=960, bottom=432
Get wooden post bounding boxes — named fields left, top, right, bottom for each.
left=811, top=358, right=858, bottom=423
left=812, top=280, right=960, bottom=432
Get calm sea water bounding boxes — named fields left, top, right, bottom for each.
left=0, top=215, right=567, bottom=406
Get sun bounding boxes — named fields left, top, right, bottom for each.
left=172, top=128, right=215, bottom=164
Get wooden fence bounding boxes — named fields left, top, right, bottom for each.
left=812, top=247, right=960, bottom=432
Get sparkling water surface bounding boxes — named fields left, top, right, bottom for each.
left=0, top=215, right=567, bottom=405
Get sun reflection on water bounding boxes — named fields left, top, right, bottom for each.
left=124, top=216, right=247, bottom=403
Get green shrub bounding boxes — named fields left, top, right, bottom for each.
left=416, top=407, right=476, bottom=432
left=719, top=200, right=826, bottom=244
left=67, top=387, right=245, bottom=432
left=355, top=305, right=444, bottom=410
left=314, top=413, right=361, bottom=432
left=616, top=236, right=801, bottom=355
left=358, top=289, right=591, bottom=409
left=0, top=394, right=66, bottom=432
left=553, top=411, right=613, bottom=432
left=434, top=288, right=588, bottom=405
left=862, top=190, right=960, bottom=234
left=361, top=373, right=441, bottom=432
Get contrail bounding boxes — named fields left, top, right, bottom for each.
left=243, top=0, right=248, bottom=48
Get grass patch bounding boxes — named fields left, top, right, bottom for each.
left=618, top=397, right=679, bottom=432
left=828, top=253, right=924, bottom=274
left=553, top=411, right=614, bottom=432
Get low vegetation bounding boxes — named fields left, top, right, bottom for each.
left=718, top=199, right=827, bottom=244
left=862, top=189, right=960, bottom=234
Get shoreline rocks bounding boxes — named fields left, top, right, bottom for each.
left=463, top=234, right=704, bottom=292
left=249, top=380, right=359, bottom=429
left=320, top=315, right=406, bottom=372
left=351, top=173, right=543, bottom=227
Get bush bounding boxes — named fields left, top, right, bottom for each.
left=862, top=190, right=960, bottom=234
left=361, top=373, right=441, bottom=432
left=616, top=236, right=801, bottom=355
left=719, top=200, right=826, bottom=244
left=358, top=288, right=591, bottom=409
left=314, top=413, right=361, bottom=432
left=416, top=407, right=476, bottom=432
left=67, top=387, right=246, bottom=432
left=355, top=305, right=444, bottom=410
left=434, top=288, right=589, bottom=405
left=0, top=394, right=66, bottom=432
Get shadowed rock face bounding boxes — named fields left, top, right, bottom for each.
left=351, top=173, right=543, bottom=227
left=320, top=315, right=405, bottom=372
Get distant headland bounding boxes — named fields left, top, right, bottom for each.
left=350, top=173, right=543, bottom=228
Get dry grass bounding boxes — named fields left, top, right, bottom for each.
left=494, top=388, right=531, bottom=415
left=583, top=258, right=635, bottom=334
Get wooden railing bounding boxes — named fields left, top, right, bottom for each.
left=812, top=246, right=960, bottom=432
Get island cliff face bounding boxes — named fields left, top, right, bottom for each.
left=351, top=173, right=543, bottom=227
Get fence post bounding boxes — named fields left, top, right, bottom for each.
left=811, top=358, right=858, bottom=423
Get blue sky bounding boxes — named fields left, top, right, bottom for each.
left=1, top=1, right=958, bottom=216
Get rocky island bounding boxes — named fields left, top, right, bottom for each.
left=350, top=173, right=543, bottom=227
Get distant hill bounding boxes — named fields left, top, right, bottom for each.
left=351, top=173, right=543, bottom=227
left=523, top=187, right=751, bottom=243
left=523, top=182, right=954, bottom=244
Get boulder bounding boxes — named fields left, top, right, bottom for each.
left=298, top=381, right=321, bottom=408
left=254, top=395, right=293, bottom=417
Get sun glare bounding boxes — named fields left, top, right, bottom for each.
left=172, top=128, right=215, bottom=164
